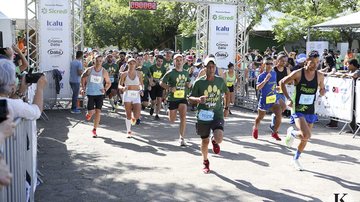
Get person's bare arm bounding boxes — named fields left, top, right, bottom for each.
left=12, top=44, right=28, bottom=72
left=318, top=72, right=326, bottom=96
left=32, top=75, right=47, bottom=112
left=280, top=69, right=301, bottom=107
left=102, top=70, right=111, bottom=93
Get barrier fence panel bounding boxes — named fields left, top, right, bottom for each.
left=0, top=119, right=37, bottom=202
left=315, top=76, right=354, bottom=135
left=354, top=79, right=360, bottom=138
left=235, top=69, right=259, bottom=111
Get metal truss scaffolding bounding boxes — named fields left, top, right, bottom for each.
left=72, top=0, right=84, bottom=55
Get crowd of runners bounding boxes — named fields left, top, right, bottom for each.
left=70, top=47, right=360, bottom=173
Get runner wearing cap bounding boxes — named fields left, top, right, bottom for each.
left=189, top=56, right=230, bottom=173
left=252, top=56, right=282, bottom=141
left=160, top=54, right=191, bottom=146
left=280, top=51, right=325, bottom=171
left=149, top=55, right=167, bottom=120
left=118, top=58, right=144, bottom=138
left=163, top=49, right=174, bottom=71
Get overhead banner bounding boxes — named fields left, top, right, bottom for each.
left=315, top=77, right=354, bottom=122
left=39, top=0, right=72, bottom=99
left=208, top=4, right=237, bottom=69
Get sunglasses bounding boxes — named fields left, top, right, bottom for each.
left=265, top=62, right=273, bottom=65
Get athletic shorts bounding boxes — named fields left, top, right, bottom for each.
left=141, top=89, right=150, bottom=102
left=87, top=95, right=104, bottom=110
left=277, top=93, right=286, bottom=102
left=228, top=85, right=234, bottom=93
left=290, top=112, right=318, bottom=124
left=196, top=119, right=224, bottom=139
left=168, top=99, right=188, bottom=110
left=123, top=90, right=141, bottom=104
left=258, top=102, right=276, bottom=112
left=106, top=82, right=118, bottom=95
left=150, top=84, right=163, bottom=100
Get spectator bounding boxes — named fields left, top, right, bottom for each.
left=69, top=51, right=84, bottom=114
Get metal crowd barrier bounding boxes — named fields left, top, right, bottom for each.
left=235, top=69, right=260, bottom=111
left=43, top=70, right=58, bottom=110
left=0, top=118, right=37, bottom=202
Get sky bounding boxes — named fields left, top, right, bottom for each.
left=0, top=0, right=26, bottom=19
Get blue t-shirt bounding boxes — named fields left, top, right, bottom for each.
left=257, top=70, right=277, bottom=105
left=69, top=59, right=83, bottom=83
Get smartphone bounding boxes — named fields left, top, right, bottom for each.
left=0, top=99, right=8, bottom=123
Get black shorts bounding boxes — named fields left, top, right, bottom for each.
left=228, top=85, right=234, bottom=92
left=150, top=84, right=163, bottom=100
left=168, top=99, right=188, bottom=110
left=141, top=90, right=150, bottom=102
left=196, top=119, right=224, bottom=139
left=106, top=82, right=118, bottom=95
left=87, top=95, right=104, bottom=110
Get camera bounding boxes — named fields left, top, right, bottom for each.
left=25, top=72, right=44, bottom=83
left=0, top=100, right=8, bottom=124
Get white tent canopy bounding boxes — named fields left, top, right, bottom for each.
left=312, top=11, right=360, bottom=29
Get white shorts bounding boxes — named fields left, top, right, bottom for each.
left=123, top=90, right=141, bottom=104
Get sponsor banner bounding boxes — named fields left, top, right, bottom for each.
left=129, top=1, right=157, bottom=10
left=208, top=4, right=237, bottom=69
left=315, top=76, right=353, bottom=122
left=356, top=79, right=360, bottom=124
left=39, top=0, right=72, bottom=99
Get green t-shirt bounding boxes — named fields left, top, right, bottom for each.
left=149, top=64, right=167, bottom=83
left=161, top=69, right=191, bottom=101
left=162, top=59, right=173, bottom=70
left=102, top=62, right=119, bottom=82
left=183, top=63, right=192, bottom=71
left=143, top=61, right=153, bottom=69
left=190, top=75, right=229, bottom=123
left=141, top=65, right=151, bottom=88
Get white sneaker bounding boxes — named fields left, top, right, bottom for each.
left=293, top=159, right=304, bottom=171
left=285, top=126, right=295, bottom=148
left=179, top=137, right=187, bottom=146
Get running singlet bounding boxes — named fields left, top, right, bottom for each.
left=293, top=68, right=318, bottom=114
left=274, top=66, right=287, bottom=86
left=225, top=71, right=236, bottom=87
left=161, top=69, right=190, bottom=101
left=86, top=67, right=104, bottom=96
left=257, top=70, right=277, bottom=105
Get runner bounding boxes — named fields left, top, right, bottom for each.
left=189, top=56, right=230, bottom=174
left=222, top=62, right=239, bottom=115
left=81, top=55, right=111, bottom=138
left=189, top=59, right=203, bottom=111
left=252, top=56, right=282, bottom=141
left=280, top=51, right=325, bottom=171
left=118, top=58, right=144, bottom=138
left=149, top=55, right=167, bottom=120
left=270, top=54, right=291, bottom=131
left=102, top=54, right=120, bottom=112
left=160, top=54, right=191, bottom=146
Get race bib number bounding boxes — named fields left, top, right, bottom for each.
left=90, top=75, right=102, bottom=84
left=127, top=90, right=139, bottom=98
left=299, top=94, right=315, bottom=105
left=153, top=71, right=162, bottom=79
left=174, top=90, right=185, bottom=98
left=198, top=110, right=214, bottom=121
left=110, top=76, right=115, bottom=83
left=227, top=82, right=233, bottom=87
left=266, top=94, right=276, bottom=104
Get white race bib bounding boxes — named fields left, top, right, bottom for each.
left=198, top=110, right=214, bottom=121
left=90, top=75, right=102, bottom=84
left=299, top=94, right=315, bottom=105
left=127, top=90, right=139, bottom=98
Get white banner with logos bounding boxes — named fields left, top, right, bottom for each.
left=208, top=4, right=237, bottom=69
left=39, top=0, right=72, bottom=99
left=355, top=79, right=360, bottom=124
left=315, top=77, right=354, bottom=122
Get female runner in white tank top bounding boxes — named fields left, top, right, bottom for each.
left=118, top=58, right=144, bottom=137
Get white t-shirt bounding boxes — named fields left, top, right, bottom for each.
left=1, top=98, right=41, bottom=120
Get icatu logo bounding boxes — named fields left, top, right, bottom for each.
left=47, top=49, right=63, bottom=56
left=215, top=51, right=229, bottom=59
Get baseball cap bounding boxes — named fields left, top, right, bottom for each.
left=296, top=53, right=307, bottom=63
left=204, top=57, right=216, bottom=66
left=173, top=53, right=183, bottom=60
left=308, top=50, right=320, bottom=58
left=128, top=58, right=136, bottom=63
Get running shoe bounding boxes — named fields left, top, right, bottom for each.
left=293, top=159, right=303, bottom=171
left=85, top=113, right=92, bottom=121
left=211, top=137, right=220, bottom=154
left=131, top=118, right=136, bottom=126
left=136, top=118, right=141, bottom=125
left=70, top=109, right=81, bottom=114
left=271, top=132, right=282, bottom=141
left=228, top=109, right=232, bottom=115
left=127, top=131, right=132, bottom=138
left=92, top=129, right=97, bottom=138
left=203, top=159, right=210, bottom=174
left=252, top=128, right=258, bottom=139
left=154, top=115, right=160, bottom=120
left=114, top=103, right=121, bottom=109
left=149, top=108, right=154, bottom=116
left=285, top=126, right=295, bottom=148
left=179, top=137, right=187, bottom=146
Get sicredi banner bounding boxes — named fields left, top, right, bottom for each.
left=315, top=76, right=354, bottom=122
left=208, top=4, right=237, bottom=69
left=39, top=0, right=72, bottom=99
